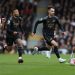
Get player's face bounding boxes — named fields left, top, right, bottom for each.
left=13, top=9, right=19, bottom=17
left=48, top=8, right=55, bottom=16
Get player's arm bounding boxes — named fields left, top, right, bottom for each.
left=19, top=17, right=24, bottom=34
left=56, top=17, right=66, bottom=35
left=56, top=17, right=64, bottom=32
left=7, top=19, right=14, bottom=34
left=33, top=18, right=44, bottom=34
left=19, top=25, right=24, bottom=34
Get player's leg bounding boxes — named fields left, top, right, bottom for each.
left=32, top=46, right=52, bottom=58
left=16, top=38, right=24, bottom=63
left=51, top=40, right=66, bottom=63
left=32, top=35, right=52, bottom=56
left=32, top=46, right=50, bottom=55
left=45, top=48, right=52, bottom=58
left=45, top=43, right=52, bottom=58
left=5, top=37, right=14, bottom=53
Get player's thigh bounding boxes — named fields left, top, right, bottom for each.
left=51, top=40, right=58, bottom=47
left=44, top=34, right=53, bottom=45
left=16, top=38, right=23, bottom=46
left=45, top=43, right=52, bottom=49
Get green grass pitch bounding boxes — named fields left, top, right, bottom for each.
left=0, top=54, right=75, bottom=75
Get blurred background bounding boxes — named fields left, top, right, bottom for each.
left=0, top=0, right=75, bottom=54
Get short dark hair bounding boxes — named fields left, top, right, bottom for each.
left=48, top=5, right=55, bottom=10
left=13, top=8, right=19, bottom=11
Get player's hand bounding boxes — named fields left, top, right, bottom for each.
left=13, top=31, right=18, bottom=35
left=31, top=33, right=35, bottom=36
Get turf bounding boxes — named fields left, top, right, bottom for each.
left=0, top=54, right=75, bottom=75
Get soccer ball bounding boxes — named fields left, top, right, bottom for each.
left=70, top=58, right=75, bottom=65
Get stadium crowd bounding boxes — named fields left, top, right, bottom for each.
left=0, top=0, right=75, bottom=54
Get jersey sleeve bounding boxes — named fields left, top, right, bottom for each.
left=33, top=18, right=44, bottom=34
left=56, top=17, right=64, bottom=32
left=7, top=19, right=14, bottom=34
left=18, top=17, right=24, bottom=34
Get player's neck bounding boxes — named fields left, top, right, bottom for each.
left=48, top=14, right=53, bottom=18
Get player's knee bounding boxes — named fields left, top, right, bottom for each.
left=51, top=40, right=58, bottom=47
left=17, top=39, right=22, bottom=45
left=54, top=43, right=58, bottom=47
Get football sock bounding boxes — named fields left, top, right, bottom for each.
left=38, top=47, right=49, bottom=51
left=18, top=47, right=23, bottom=57
left=53, top=46, right=60, bottom=58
